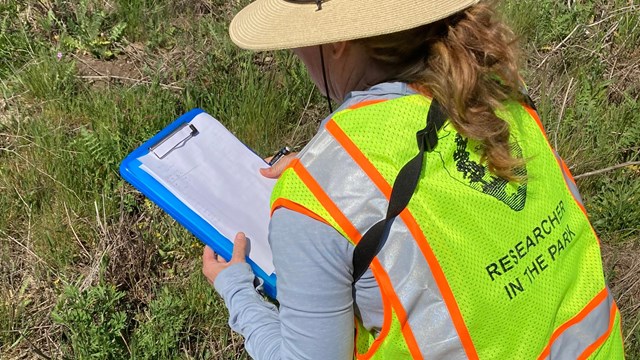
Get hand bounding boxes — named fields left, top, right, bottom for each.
left=260, top=152, right=297, bottom=179
left=202, top=232, right=248, bottom=285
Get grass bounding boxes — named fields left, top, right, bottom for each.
left=1, top=0, right=639, bottom=358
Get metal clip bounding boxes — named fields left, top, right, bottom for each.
left=150, top=123, right=199, bottom=159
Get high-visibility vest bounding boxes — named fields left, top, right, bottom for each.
left=270, top=94, right=625, bottom=359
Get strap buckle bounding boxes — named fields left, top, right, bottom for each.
left=417, top=127, right=439, bottom=152
left=419, top=99, right=447, bottom=152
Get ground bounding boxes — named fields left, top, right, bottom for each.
left=0, top=0, right=638, bottom=358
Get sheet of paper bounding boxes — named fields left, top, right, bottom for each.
left=138, top=113, right=276, bottom=274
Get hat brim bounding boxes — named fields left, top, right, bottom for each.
left=230, top=0, right=480, bottom=51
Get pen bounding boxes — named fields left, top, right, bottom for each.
left=268, top=146, right=291, bottom=166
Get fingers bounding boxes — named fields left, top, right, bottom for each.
left=260, top=153, right=297, bottom=179
left=203, top=245, right=226, bottom=264
left=201, top=234, right=249, bottom=285
left=203, top=232, right=248, bottom=266
left=203, top=245, right=217, bottom=262
left=231, top=232, right=248, bottom=263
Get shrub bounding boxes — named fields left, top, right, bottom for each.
left=52, top=284, right=129, bottom=359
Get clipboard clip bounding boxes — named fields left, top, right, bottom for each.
left=150, top=123, right=199, bottom=159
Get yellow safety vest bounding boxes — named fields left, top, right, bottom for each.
left=270, top=94, right=625, bottom=359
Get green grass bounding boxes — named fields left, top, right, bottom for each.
left=1, top=0, right=639, bottom=358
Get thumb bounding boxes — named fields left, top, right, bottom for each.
left=231, top=232, right=248, bottom=263
left=260, top=153, right=296, bottom=179
left=259, top=166, right=281, bottom=179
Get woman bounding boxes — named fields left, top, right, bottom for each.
left=202, top=0, right=625, bottom=358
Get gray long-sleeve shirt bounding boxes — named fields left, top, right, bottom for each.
left=214, top=83, right=416, bottom=360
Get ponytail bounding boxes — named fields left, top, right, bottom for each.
left=358, top=2, right=525, bottom=181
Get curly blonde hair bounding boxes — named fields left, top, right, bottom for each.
left=356, top=2, right=525, bottom=180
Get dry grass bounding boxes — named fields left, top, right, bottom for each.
left=1, top=0, right=638, bottom=358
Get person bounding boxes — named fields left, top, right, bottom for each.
left=202, top=0, right=625, bottom=359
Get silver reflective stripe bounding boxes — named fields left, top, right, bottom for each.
left=544, top=291, right=615, bottom=360
left=554, top=151, right=584, bottom=206
left=299, top=128, right=466, bottom=358
left=299, top=129, right=387, bottom=232
left=321, top=90, right=409, bottom=127
left=379, top=216, right=466, bottom=358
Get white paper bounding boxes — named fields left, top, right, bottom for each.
left=138, top=113, right=276, bottom=274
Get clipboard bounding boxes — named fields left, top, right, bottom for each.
left=120, top=108, right=277, bottom=298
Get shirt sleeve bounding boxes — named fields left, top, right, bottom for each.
left=214, top=208, right=355, bottom=360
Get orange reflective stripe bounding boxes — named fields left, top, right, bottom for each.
left=326, top=119, right=479, bottom=360
left=291, top=157, right=422, bottom=359
left=559, top=157, right=578, bottom=186
left=356, top=259, right=393, bottom=360
left=524, top=104, right=550, bottom=142
left=398, top=209, right=478, bottom=359
left=270, top=198, right=330, bottom=226
left=348, top=99, right=387, bottom=110
left=368, top=258, right=424, bottom=360
left=524, top=105, right=589, bottom=215
left=326, top=121, right=392, bottom=194
left=577, top=301, right=619, bottom=360
left=537, top=288, right=609, bottom=359
left=291, top=159, right=361, bottom=241
left=525, top=104, right=607, bottom=253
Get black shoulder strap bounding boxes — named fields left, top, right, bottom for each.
left=352, top=99, right=448, bottom=282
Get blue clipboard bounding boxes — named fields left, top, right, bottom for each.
left=119, top=108, right=277, bottom=298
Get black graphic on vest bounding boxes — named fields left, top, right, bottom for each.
left=452, top=134, right=527, bottom=211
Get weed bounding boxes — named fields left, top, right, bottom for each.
left=589, top=174, right=640, bottom=237
left=52, top=284, right=129, bottom=359
left=131, top=287, right=188, bottom=359
left=0, top=278, right=32, bottom=351
left=114, top=0, right=176, bottom=48
left=44, top=0, right=126, bottom=59
left=131, top=273, right=249, bottom=359
left=17, top=55, right=78, bottom=101
left=500, top=1, right=594, bottom=46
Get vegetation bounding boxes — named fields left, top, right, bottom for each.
left=1, top=0, right=638, bottom=358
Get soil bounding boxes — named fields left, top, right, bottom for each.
left=74, top=51, right=143, bottom=89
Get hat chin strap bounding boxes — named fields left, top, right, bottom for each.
left=319, top=45, right=334, bottom=113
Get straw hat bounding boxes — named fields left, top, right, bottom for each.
left=230, top=0, right=480, bottom=51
